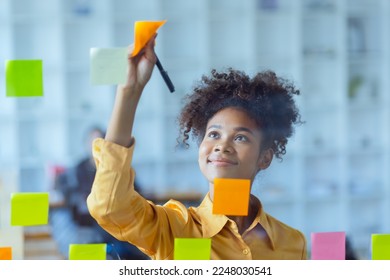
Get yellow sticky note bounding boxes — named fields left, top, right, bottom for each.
left=213, top=178, right=250, bottom=216
left=131, top=20, right=167, bottom=57
left=5, top=60, right=43, bottom=97
left=372, top=234, right=390, bottom=260
left=174, top=238, right=211, bottom=260
left=69, top=244, right=107, bottom=260
left=10, top=192, right=49, bottom=226
left=0, top=247, right=12, bottom=260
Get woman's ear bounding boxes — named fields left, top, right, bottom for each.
left=258, top=148, right=274, bottom=170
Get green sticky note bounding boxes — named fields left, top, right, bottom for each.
left=372, top=234, right=390, bottom=260
left=5, top=60, right=43, bottom=97
left=69, top=244, right=107, bottom=260
left=174, top=238, right=211, bottom=260
left=10, top=192, right=49, bottom=226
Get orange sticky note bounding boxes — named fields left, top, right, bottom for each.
left=131, top=20, right=167, bottom=57
left=213, top=178, right=250, bottom=216
left=0, top=247, right=12, bottom=260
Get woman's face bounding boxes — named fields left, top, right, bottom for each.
left=198, top=107, right=270, bottom=186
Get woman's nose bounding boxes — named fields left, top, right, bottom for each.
left=213, top=141, right=233, bottom=153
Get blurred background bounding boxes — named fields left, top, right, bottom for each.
left=1, top=0, right=389, bottom=260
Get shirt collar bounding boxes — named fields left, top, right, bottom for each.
left=195, top=193, right=229, bottom=238
left=194, top=193, right=276, bottom=250
left=249, top=195, right=276, bottom=250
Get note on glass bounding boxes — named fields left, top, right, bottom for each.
left=212, top=178, right=250, bottom=216
left=311, top=231, right=345, bottom=260
left=174, top=238, right=211, bottom=260
left=131, top=20, right=167, bottom=57
left=5, top=60, right=43, bottom=97
left=90, top=48, right=128, bottom=85
left=372, top=234, right=390, bottom=260
left=0, top=247, right=12, bottom=260
left=69, top=243, right=107, bottom=260
left=10, top=192, right=49, bottom=226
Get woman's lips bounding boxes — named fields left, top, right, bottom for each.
left=207, top=158, right=237, bottom=167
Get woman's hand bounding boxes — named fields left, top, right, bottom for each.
left=122, top=34, right=157, bottom=93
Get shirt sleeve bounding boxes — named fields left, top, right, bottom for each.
left=86, top=138, right=187, bottom=258
left=299, top=231, right=308, bottom=260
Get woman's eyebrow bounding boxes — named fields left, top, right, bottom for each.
left=234, top=127, right=255, bottom=135
left=206, top=124, right=222, bottom=130
left=207, top=124, right=255, bottom=135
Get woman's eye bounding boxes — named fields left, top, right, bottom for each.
left=208, top=131, right=219, bottom=138
left=235, top=135, right=248, bottom=142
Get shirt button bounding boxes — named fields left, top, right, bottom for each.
left=243, top=249, right=249, bottom=255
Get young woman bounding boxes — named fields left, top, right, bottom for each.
left=87, top=35, right=307, bottom=260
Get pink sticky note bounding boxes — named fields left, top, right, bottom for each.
left=311, top=231, right=345, bottom=260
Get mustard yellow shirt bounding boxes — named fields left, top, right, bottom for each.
left=87, top=138, right=307, bottom=260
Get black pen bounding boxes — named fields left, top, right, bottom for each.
left=155, top=55, right=175, bottom=93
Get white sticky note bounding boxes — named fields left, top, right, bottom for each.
left=90, top=47, right=127, bottom=85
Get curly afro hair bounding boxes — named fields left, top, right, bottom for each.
left=178, top=68, right=302, bottom=160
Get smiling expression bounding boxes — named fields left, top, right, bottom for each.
left=198, top=107, right=271, bottom=187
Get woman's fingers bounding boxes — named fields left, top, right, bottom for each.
left=128, top=43, right=135, bottom=55
left=144, top=34, right=157, bottom=64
